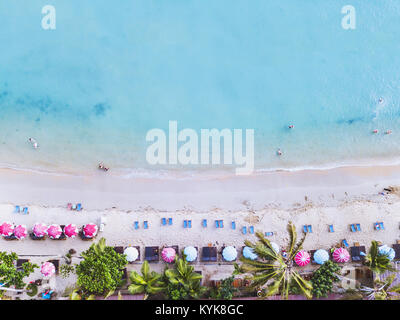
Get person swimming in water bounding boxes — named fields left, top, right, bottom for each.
left=379, top=97, right=384, bottom=104
left=373, top=129, right=379, bottom=134
left=385, top=130, right=392, bottom=135
left=28, top=138, right=38, bottom=149
left=277, top=148, right=282, bottom=156
left=288, top=124, right=294, bottom=129
left=98, top=163, right=109, bottom=171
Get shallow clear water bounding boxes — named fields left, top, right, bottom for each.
left=1, top=0, right=400, bottom=176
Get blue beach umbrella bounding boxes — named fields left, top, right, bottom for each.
left=379, top=245, right=395, bottom=261
left=243, top=246, right=258, bottom=260
left=183, top=246, right=198, bottom=262
left=222, top=246, right=238, bottom=262
left=313, top=249, right=330, bottom=265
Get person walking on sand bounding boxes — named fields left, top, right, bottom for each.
left=28, top=137, right=38, bottom=149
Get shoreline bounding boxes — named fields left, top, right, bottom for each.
left=0, top=163, right=400, bottom=211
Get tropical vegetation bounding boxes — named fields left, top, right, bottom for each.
left=311, top=260, right=341, bottom=298
left=364, top=240, right=396, bottom=278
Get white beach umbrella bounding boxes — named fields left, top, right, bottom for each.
left=124, top=247, right=139, bottom=262
left=184, top=246, right=198, bottom=262
left=222, top=246, right=237, bottom=262
left=270, top=242, right=280, bottom=254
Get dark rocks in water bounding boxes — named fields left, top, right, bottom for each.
left=93, top=103, right=110, bottom=116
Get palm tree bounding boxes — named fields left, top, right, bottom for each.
left=364, top=240, right=396, bottom=279
left=235, top=221, right=312, bottom=299
left=128, top=261, right=165, bottom=300
left=360, top=274, right=400, bottom=300
left=164, top=256, right=206, bottom=299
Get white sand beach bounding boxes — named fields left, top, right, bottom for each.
left=1, top=164, right=400, bottom=297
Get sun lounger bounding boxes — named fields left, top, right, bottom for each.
left=184, top=220, right=188, bottom=228
left=303, top=225, right=308, bottom=233
left=143, top=221, right=148, bottom=229
left=242, top=226, right=247, bottom=235
left=374, top=222, right=380, bottom=230
left=265, top=232, right=274, bottom=237
left=134, top=221, right=139, bottom=230
left=168, top=218, right=172, bottom=225
left=202, top=219, right=207, bottom=227
left=14, top=206, right=20, bottom=213
left=201, top=246, right=217, bottom=262
left=307, top=225, right=312, bottom=233
left=380, top=222, right=385, bottom=230
left=215, top=220, right=219, bottom=228
left=76, top=203, right=82, bottom=211
left=249, top=226, right=254, bottom=234
left=231, top=221, right=236, bottom=230
left=329, top=225, right=334, bottom=233
left=342, top=239, right=349, bottom=248
left=350, top=224, right=356, bottom=232
left=356, top=224, right=361, bottom=232
left=144, top=246, right=159, bottom=262
left=350, top=245, right=366, bottom=262
left=162, top=218, right=167, bottom=226
left=219, top=220, right=223, bottom=228
left=188, top=220, right=192, bottom=228
left=22, top=207, right=29, bottom=215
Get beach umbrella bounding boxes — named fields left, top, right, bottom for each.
left=379, top=245, right=395, bottom=261
left=222, top=246, right=238, bottom=262
left=124, top=247, right=139, bottom=262
left=14, top=225, right=27, bottom=240
left=47, top=224, right=62, bottom=239
left=40, top=262, right=55, bottom=277
left=295, top=250, right=310, bottom=266
left=161, top=247, right=176, bottom=263
left=32, top=223, right=47, bottom=238
left=270, top=242, right=280, bottom=254
left=333, top=247, right=350, bottom=263
left=83, top=223, right=98, bottom=238
left=243, top=246, right=258, bottom=260
left=0, top=222, right=14, bottom=237
left=183, top=246, right=198, bottom=262
left=64, top=224, right=78, bottom=238
left=313, top=249, right=330, bottom=265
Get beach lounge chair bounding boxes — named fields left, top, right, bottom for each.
left=342, top=239, right=349, bottom=248
left=231, top=221, right=236, bottom=230
left=219, top=220, right=224, bottom=228
left=162, top=218, right=167, bottom=226
left=202, top=219, right=207, bottom=227
left=350, top=245, right=366, bottom=262
left=380, top=222, right=385, bottom=230
left=265, top=232, right=274, bottom=237
left=143, top=221, right=148, bottom=229
left=329, top=225, right=334, bottom=233
left=350, top=224, right=356, bottom=232
left=22, top=207, right=29, bottom=215
left=134, top=221, right=139, bottom=230
left=307, top=225, right=312, bottom=233
left=184, top=220, right=188, bottom=228
left=303, top=225, right=308, bottom=233
left=249, top=226, right=254, bottom=234
left=242, top=226, right=247, bottom=235
left=168, top=218, right=172, bottom=225
left=356, top=224, right=361, bottom=232
left=14, top=205, right=20, bottom=213
left=76, top=203, right=82, bottom=211
left=201, top=246, right=217, bottom=262
left=374, top=222, right=380, bottom=230
left=215, top=220, right=219, bottom=228
left=188, top=220, right=192, bottom=228
left=144, top=246, right=159, bottom=262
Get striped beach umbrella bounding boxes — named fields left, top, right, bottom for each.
left=161, top=247, right=176, bottom=263
left=124, top=247, right=139, bottom=262
left=47, top=224, right=62, bottom=239
left=33, top=223, right=47, bottom=238
left=222, top=246, right=238, bottom=262
left=184, top=246, right=198, bottom=262
left=333, top=248, right=350, bottom=263
left=295, top=250, right=310, bottom=266
left=41, top=262, right=55, bottom=277
left=64, top=224, right=78, bottom=238
left=378, top=245, right=395, bottom=261
left=83, top=223, right=98, bottom=238
left=243, top=246, right=258, bottom=260
left=14, top=225, right=28, bottom=240
left=0, top=222, right=14, bottom=237
left=313, top=249, right=330, bottom=265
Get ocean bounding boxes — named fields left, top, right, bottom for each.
left=1, top=0, right=400, bottom=177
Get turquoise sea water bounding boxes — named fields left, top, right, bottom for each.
left=1, top=0, right=400, bottom=176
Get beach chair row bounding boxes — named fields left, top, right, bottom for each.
left=301, top=222, right=386, bottom=234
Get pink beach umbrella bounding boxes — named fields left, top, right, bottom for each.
left=161, top=247, right=176, bottom=263
left=64, top=224, right=78, bottom=238
left=47, top=224, right=62, bottom=239
left=41, top=262, right=55, bottom=277
left=333, top=247, right=350, bottom=263
left=295, top=250, right=310, bottom=266
left=83, top=223, right=98, bottom=238
left=0, top=222, right=14, bottom=237
left=14, top=225, right=28, bottom=240
left=33, top=223, right=48, bottom=238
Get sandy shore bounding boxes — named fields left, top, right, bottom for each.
left=1, top=164, right=400, bottom=297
